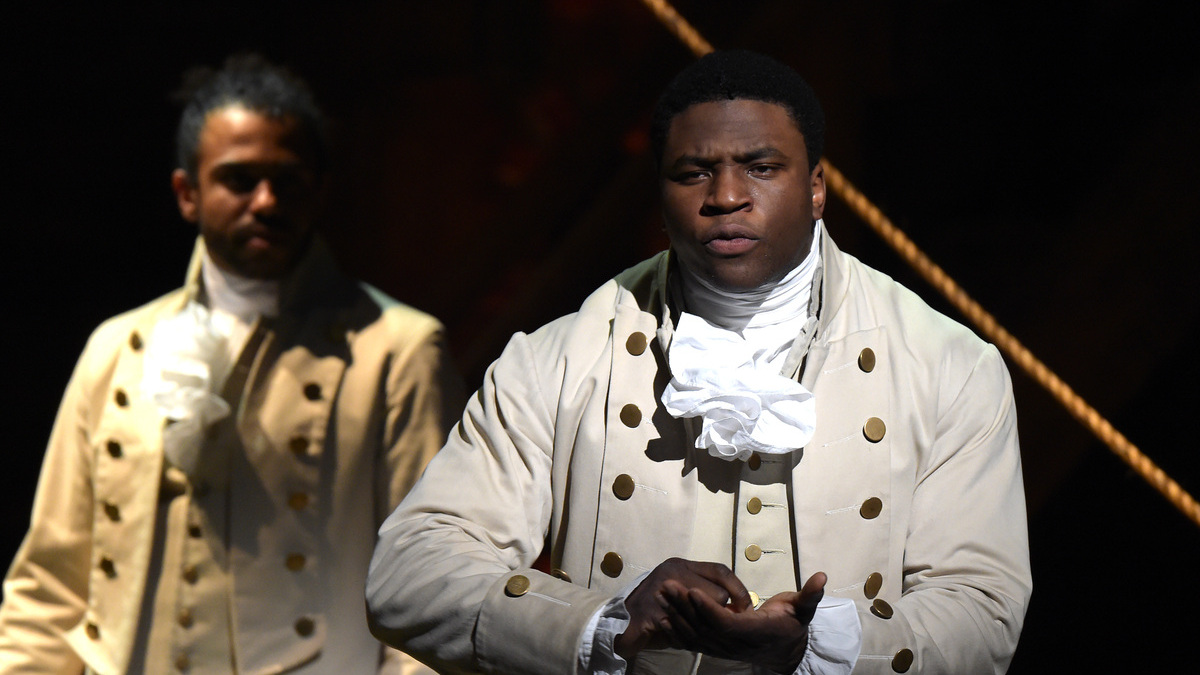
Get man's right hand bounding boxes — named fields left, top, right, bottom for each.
left=614, top=558, right=752, bottom=663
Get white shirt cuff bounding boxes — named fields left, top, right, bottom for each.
left=578, top=572, right=649, bottom=674
left=795, top=596, right=862, bottom=675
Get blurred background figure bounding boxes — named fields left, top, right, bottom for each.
left=0, top=54, right=462, bottom=674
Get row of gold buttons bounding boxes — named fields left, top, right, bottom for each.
left=82, top=331, right=148, bottom=642
left=597, top=331, right=653, bottom=578
left=860, top=348, right=912, bottom=673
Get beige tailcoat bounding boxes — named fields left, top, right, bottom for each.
left=368, top=232, right=1031, bottom=674
left=1, top=239, right=462, bottom=675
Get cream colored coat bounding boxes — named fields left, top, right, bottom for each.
left=368, top=232, right=1031, bottom=674
left=1, top=240, right=462, bottom=675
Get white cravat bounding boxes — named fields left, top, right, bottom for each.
left=200, top=247, right=280, bottom=366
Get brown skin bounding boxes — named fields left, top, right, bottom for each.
left=171, top=105, right=320, bottom=280
left=660, top=99, right=826, bottom=291
left=615, top=558, right=826, bottom=671
left=615, top=559, right=751, bottom=659
left=615, top=99, right=831, bottom=668
left=660, top=571, right=826, bottom=672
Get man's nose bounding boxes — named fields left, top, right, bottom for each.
left=249, top=179, right=278, bottom=214
left=702, top=170, right=751, bottom=215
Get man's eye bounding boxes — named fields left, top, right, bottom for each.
left=674, top=171, right=708, bottom=184
left=219, top=171, right=258, bottom=193
left=748, top=165, right=778, bottom=177
left=270, top=171, right=308, bottom=197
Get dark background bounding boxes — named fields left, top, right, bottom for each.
left=4, top=1, right=1198, bottom=670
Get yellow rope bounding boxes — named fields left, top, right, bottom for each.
left=638, top=0, right=1200, bottom=529
left=639, top=0, right=713, bottom=57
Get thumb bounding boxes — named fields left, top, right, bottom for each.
left=794, top=572, right=827, bottom=624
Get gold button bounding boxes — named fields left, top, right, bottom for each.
left=612, top=474, right=635, bottom=500
left=864, top=572, right=883, bottom=599
left=863, top=417, right=886, bottom=443
left=870, top=598, right=894, bottom=619
left=551, top=568, right=572, bottom=583
left=105, top=440, right=122, bottom=458
left=99, top=557, right=116, bottom=578
left=288, top=492, right=310, bottom=510
left=129, top=331, right=143, bottom=351
left=289, top=436, right=309, bottom=456
left=747, top=497, right=763, bottom=515
left=175, top=653, right=190, bottom=672
left=860, top=497, right=883, bottom=519
left=286, top=553, right=306, bottom=572
left=505, top=574, right=530, bottom=597
left=748, top=591, right=761, bottom=608
left=183, top=565, right=199, bottom=584
left=114, top=389, right=128, bottom=407
left=294, top=617, right=315, bottom=637
left=858, top=347, right=876, bottom=373
left=601, top=551, right=623, bottom=578
left=178, top=609, right=193, bottom=628
left=102, top=501, right=121, bottom=521
left=85, top=622, right=100, bottom=640
left=747, top=453, right=762, bottom=470
left=625, top=332, right=648, bottom=356
left=303, top=383, right=322, bottom=401
left=745, top=544, right=763, bottom=562
left=892, top=648, right=914, bottom=673
left=619, top=404, right=641, bottom=428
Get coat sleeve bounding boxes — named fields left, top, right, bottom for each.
left=372, top=315, right=466, bottom=675
left=0, top=341, right=98, bottom=674
left=855, top=345, right=1031, bottom=673
left=374, top=315, right=466, bottom=524
left=367, top=330, right=610, bottom=675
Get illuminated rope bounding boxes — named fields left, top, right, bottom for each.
left=637, top=0, right=1200, bottom=529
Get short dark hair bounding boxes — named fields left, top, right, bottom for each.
left=173, top=53, right=327, bottom=181
left=650, top=50, right=825, bottom=170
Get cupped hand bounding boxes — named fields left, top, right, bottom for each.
left=659, top=571, right=827, bottom=673
left=614, top=557, right=751, bottom=662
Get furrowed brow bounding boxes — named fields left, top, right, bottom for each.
left=670, top=154, right=715, bottom=169
left=733, top=146, right=785, bottom=163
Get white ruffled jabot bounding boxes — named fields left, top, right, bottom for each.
left=140, top=302, right=235, bottom=476
left=661, top=312, right=816, bottom=461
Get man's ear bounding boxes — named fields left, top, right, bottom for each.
left=171, top=168, right=199, bottom=223
left=810, top=162, right=826, bottom=221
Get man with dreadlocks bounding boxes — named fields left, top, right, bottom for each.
left=368, top=50, right=1030, bottom=674
left=0, top=54, right=462, bottom=674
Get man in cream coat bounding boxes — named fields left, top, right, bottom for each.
left=0, top=55, right=461, bottom=674
left=368, top=51, right=1030, bottom=674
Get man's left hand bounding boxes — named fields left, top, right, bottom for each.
left=659, top=571, right=827, bottom=673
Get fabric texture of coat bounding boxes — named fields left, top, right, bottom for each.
left=1, top=238, right=463, bottom=675
left=367, top=229, right=1031, bottom=674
